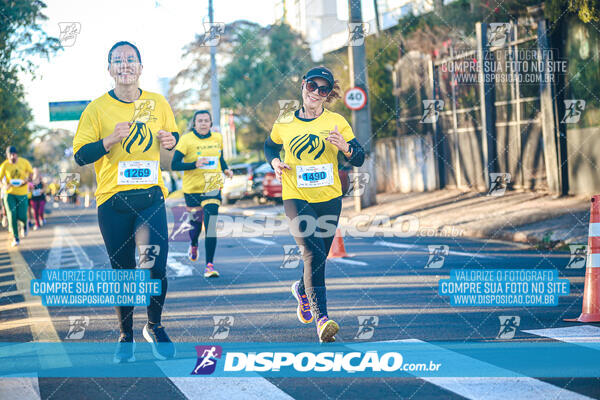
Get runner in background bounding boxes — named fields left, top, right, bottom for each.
left=171, top=110, right=233, bottom=278
left=1, top=184, right=6, bottom=228
left=26, top=181, right=34, bottom=228
left=0, top=146, right=33, bottom=247
left=73, top=41, right=179, bottom=362
left=30, top=168, right=46, bottom=229
left=264, top=66, right=365, bottom=342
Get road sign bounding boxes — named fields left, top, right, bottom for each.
left=49, top=100, right=90, bottom=121
left=344, top=87, right=367, bottom=111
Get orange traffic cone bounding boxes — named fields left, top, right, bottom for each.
left=328, top=228, right=349, bottom=259
left=566, top=195, right=600, bottom=322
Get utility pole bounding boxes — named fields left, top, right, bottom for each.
left=209, top=0, right=221, bottom=131
left=373, top=0, right=381, bottom=36
left=348, top=0, right=376, bottom=210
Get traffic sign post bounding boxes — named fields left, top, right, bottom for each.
left=347, top=0, right=376, bottom=210
left=344, top=87, right=367, bottom=111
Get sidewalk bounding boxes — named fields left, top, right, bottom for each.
left=342, top=189, right=590, bottom=248
left=167, top=189, right=591, bottom=248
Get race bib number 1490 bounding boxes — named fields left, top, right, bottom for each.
left=296, top=164, right=334, bottom=188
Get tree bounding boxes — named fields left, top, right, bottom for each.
left=547, top=0, right=600, bottom=23
left=0, top=0, right=60, bottom=157
left=169, top=20, right=263, bottom=110
left=219, top=23, right=311, bottom=151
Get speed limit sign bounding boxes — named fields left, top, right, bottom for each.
left=344, top=87, right=367, bottom=110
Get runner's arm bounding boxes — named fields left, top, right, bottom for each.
left=264, top=137, right=283, bottom=165
left=219, top=154, right=229, bottom=171
left=74, top=139, right=109, bottom=166
left=343, top=138, right=365, bottom=167
left=171, top=150, right=196, bottom=171
left=167, top=131, right=179, bottom=151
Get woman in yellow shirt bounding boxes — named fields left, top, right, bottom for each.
left=264, top=66, right=365, bottom=342
left=171, top=110, right=232, bottom=278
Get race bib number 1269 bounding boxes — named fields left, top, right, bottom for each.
left=117, top=160, right=159, bottom=185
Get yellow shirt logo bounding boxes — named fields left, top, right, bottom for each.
left=290, top=132, right=328, bottom=161
left=269, top=109, right=355, bottom=203
left=123, top=122, right=153, bottom=154
left=122, top=99, right=157, bottom=154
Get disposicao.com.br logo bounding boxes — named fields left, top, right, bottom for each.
left=208, top=349, right=441, bottom=374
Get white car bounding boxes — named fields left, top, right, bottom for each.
left=222, top=164, right=253, bottom=205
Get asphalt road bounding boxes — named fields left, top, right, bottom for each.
left=1, top=200, right=599, bottom=400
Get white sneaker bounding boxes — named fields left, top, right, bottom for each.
left=1, top=216, right=6, bottom=228
left=11, top=238, right=19, bottom=247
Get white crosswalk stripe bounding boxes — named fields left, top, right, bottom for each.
left=0, top=376, right=41, bottom=400
left=46, top=226, right=93, bottom=269
left=167, top=377, right=293, bottom=400
left=380, top=339, right=593, bottom=400
left=523, top=325, right=600, bottom=347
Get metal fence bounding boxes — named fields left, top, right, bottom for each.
left=386, top=20, right=564, bottom=194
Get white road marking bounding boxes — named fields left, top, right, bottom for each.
left=421, top=377, right=590, bottom=400
left=523, top=325, right=600, bottom=348
left=7, top=242, right=71, bottom=369
left=374, top=240, right=494, bottom=259
left=247, top=238, right=277, bottom=246
left=168, top=377, right=293, bottom=400
left=167, top=251, right=194, bottom=278
left=329, top=258, right=368, bottom=266
left=375, top=339, right=592, bottom=400
left=448, top=250, right=494, bottom=259
left=46, top=226, right=93, bottom=269
left=169, top=252, right=189, bottom=258
left=221, top=207, right=282, bottom=217
left=0, top=376, right=40, bottom=400
left=374, top=240, right=415, bottom=249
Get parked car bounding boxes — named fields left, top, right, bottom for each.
left=259, top=163, right=282, bottom=203
left=222, top=163, right=253, bottom=205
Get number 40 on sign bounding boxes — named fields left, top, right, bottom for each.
left=344, top=87, right=367, bottom=111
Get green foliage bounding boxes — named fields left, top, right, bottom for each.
left=219, top=23, right=310, bottom=151
left=365, top=33, right=398, bottom=138
left=0, top=0, right=60, bottom=157
left=546, top=0, right=600, bottom=24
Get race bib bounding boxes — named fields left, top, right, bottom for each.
left=117, top=160, right=159, bottom=185
left=296, top=164, right=334, bottom=188
left=33, top=189, right=43, bottom=197
left=197, top=156, right=219, bottom=170
left=10, top=179, right=23, bottom=186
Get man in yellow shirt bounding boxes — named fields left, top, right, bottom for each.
left=0, top=146, right=33, bottom=246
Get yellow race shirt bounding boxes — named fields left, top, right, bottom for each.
left=73, top=90, right=178, bottom=206
left=175, top=131, right=224, bottom=194
left=0, top=157, right=33, bottom=196
left=269, top=108, right=355, bottom=202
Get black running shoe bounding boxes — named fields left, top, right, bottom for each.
left=143, top=323, right=176, bottom=360
left=113, top=333, right=135, bottom=363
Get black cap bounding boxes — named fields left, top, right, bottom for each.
left=303, top=67, right=334, bottom=87
left=6, top=146, right=16, bottom=155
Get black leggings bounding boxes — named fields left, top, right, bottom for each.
left=188, top=203, right=219, bottom=264
left=283, top=196, right=342, bottom=315
left=97, top=186, right=169, bottom=334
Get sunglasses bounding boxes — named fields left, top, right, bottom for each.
left=305, top=79, right=332, bottom=97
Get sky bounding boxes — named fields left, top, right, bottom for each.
left=23, top=0, right=280, bottom=131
